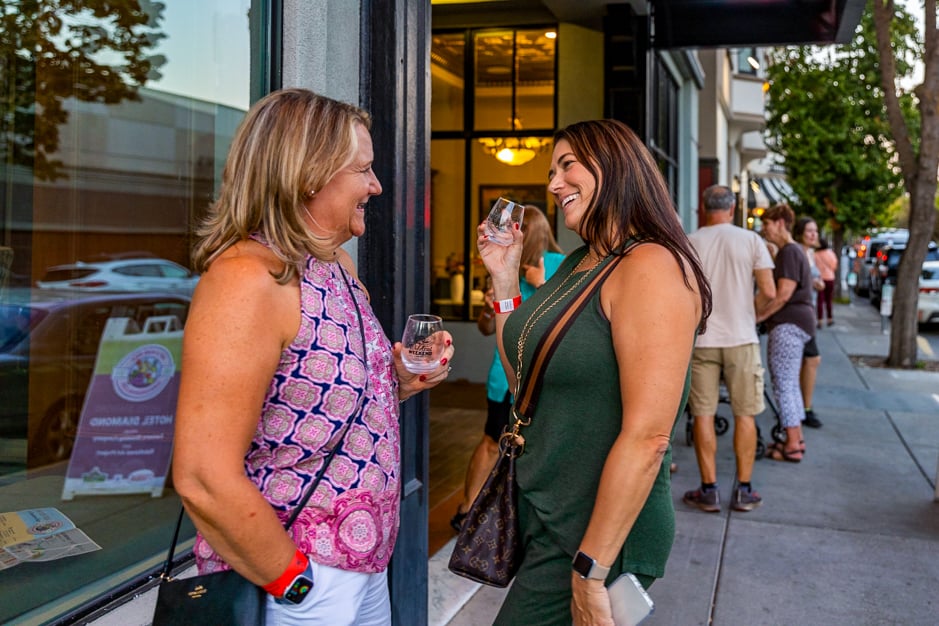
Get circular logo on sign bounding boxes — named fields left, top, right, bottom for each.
left=112, top=344, right=175, bottom=402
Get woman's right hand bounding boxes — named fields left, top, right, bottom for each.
left=477, top=221, right=523, bottom=297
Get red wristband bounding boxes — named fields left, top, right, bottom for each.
left=262, top=547, right=308, bottom=597
left=493, top=294, right=522, bottom=314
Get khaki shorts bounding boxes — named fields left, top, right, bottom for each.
left=688, top=343, right=765, bottom=417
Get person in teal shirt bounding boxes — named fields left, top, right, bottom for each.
left=451, top=206, right=564, bottom=531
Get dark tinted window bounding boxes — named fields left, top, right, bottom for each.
left=41, top=268, right=97, bottom=282
left=114, top=264, right=163, bottom=277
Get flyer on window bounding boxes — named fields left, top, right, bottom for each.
left=62, top=316, right=183, bottom=500
left=0, top=508, right=100, bottom=570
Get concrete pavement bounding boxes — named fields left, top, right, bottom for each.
left=431, top=301, right=939, bottom=625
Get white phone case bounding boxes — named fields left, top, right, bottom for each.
left=608, top=572, right=654, bottom=626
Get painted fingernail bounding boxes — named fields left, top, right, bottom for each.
left=513, top=222, right=520, bottom=230
left=441, top=357, right=448, bottom=365
left=419, top=375, right=427, bottom=382
left=446, top=339, right=452, bottom=346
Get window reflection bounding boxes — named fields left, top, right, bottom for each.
left=0, top=1, right=251, bottom=622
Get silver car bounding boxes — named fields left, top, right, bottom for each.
left=37, top=257, right=199, bottom=296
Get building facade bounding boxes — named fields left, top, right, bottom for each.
left=0, top=1, right=861, bottom=624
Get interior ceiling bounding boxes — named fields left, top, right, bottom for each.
left=432, top=0, right=866, bottom=48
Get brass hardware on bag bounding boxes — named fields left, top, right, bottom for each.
left=187, top=585, right=208, bottom=599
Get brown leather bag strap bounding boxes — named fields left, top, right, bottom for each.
left=514, top=254, right=625, bottom=419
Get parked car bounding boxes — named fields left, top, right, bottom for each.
left=869, top=241, right=939, bottom=306
left=919, top=261, right=939, bottom=326
left=36, top=257, right=199, bottom=295
left=853, top=229, right=909, bottom=297
left=0, top=289, right=190, bottom=468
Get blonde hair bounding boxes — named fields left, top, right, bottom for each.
left=519, top=205, right=562, bottom=274
left=193, top=88, right=371, bottom=283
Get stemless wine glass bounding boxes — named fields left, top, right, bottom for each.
left=401, top=314, right=445, bottom=374
left=484, top=197, right=525, bottom=246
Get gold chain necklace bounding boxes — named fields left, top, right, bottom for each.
left=512, top=251, right=604, bottom=420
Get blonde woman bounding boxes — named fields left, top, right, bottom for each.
left=173, top=89, right=454, bottom=625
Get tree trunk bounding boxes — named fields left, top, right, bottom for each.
left=874, top=0, right=939, bottom=368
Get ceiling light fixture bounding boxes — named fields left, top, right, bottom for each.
left=478, top=136, right=552, bottom=166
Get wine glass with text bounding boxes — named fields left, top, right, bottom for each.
left=401, top=314, right=445, bottom=374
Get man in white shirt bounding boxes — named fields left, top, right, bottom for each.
left=683, top=185, right=776, bottom=512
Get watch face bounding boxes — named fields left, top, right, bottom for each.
left=283, top=576, right=313, bottom=604
left=572, top=551, right=594, bottom=577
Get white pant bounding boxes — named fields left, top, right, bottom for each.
left=265, top=562, right=390, bottom=626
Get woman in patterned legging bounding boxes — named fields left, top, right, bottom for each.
left=756, top=203, right=815, bottom=462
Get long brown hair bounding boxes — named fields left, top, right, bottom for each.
left=519, top=205, right=563, bottom=276
left=193, top=89, right=371, bottom=283
left=553, top=119, right=712, bottom=330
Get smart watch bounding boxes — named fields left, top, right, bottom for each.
left=572, top=550, right=611, bottom=580
left=275, top=559, right=314, bottom=605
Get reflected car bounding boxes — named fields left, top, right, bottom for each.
left=919, top=261, right=939, bottom=326
left=0, top=289, right=189, bottom=468
left=36, top=257, right=199, bottom=295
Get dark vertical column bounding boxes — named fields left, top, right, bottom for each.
left=359, top=2, right=431, bottom=625
left=604, top=4, right=649, bottom=140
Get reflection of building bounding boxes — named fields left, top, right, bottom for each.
left=0, top=1, right=865, bottom=624
left=2, top=88, right=243, bottom=284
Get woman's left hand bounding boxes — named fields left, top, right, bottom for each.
left=571, top=577, right=615, bottom=626
left=394, top=331, right=455, bottom=402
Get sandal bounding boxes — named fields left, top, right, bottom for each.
left=765, top=446, right=803, bottom=463
left=767, top=440, right=806, bottom=455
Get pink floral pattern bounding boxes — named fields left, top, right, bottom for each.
left=195, top=255, right=400, bottom=574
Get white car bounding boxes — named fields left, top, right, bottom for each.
left=918, top=260, right=939, bottom=325
left=37, top=257, right=199, bottom=295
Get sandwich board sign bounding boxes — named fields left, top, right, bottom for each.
left=62, top=316, right=182, bottom=500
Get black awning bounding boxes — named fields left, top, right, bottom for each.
left=651, top=0, right=866, bottom=49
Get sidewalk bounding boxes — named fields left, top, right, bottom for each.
left=431, top=301, right=939, bottom=625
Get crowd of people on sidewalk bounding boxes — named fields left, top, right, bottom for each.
left=681, top=190, right=830, bottom=511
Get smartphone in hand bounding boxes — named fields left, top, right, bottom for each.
left=608, top=572, right=654, bottom=626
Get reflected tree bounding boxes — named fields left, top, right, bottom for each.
left=0, top=0, right=166, bottom=181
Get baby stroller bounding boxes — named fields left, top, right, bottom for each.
left=684, top=382, right=779, bottom=460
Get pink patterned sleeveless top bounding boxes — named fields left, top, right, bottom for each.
left=194, top=254, right=400, bottom=574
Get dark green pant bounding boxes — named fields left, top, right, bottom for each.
left=494, top=497, right=655, bottom=626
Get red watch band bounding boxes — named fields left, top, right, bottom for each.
left=262, top=547, right=308, bottom=597
left=493, top=294, right=522, bottom=314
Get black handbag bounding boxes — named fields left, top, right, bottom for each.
left=154, top=264, right=369, bottom=624
left=448, top=253, right=624, bottom=587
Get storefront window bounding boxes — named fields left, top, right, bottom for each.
left=431, top=26, right=555, bottom=321
left=0, top=1, right=253, bottom=621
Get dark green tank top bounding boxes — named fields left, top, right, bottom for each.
left=503, top=245, right=691, bottom=579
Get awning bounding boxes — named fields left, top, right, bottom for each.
left=651, top=0, right=866, bottom=49
left=749, top=177, right=795, bottom=209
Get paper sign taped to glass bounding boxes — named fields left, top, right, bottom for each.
left=0, top=508, right=100, bottom=570
left=62, top=316, right=183, bottom=500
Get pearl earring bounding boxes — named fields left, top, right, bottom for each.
left=306, top=189, right=316, bottom=198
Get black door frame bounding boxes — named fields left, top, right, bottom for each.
left=359, top=1, right=432, bottom=625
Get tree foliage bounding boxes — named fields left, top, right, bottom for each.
left=0, top=0, right=166, bottom=181
left=764, top=6, right=920, bottom=236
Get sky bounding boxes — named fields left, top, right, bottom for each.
left=145, top=0, right=251, bottom=111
